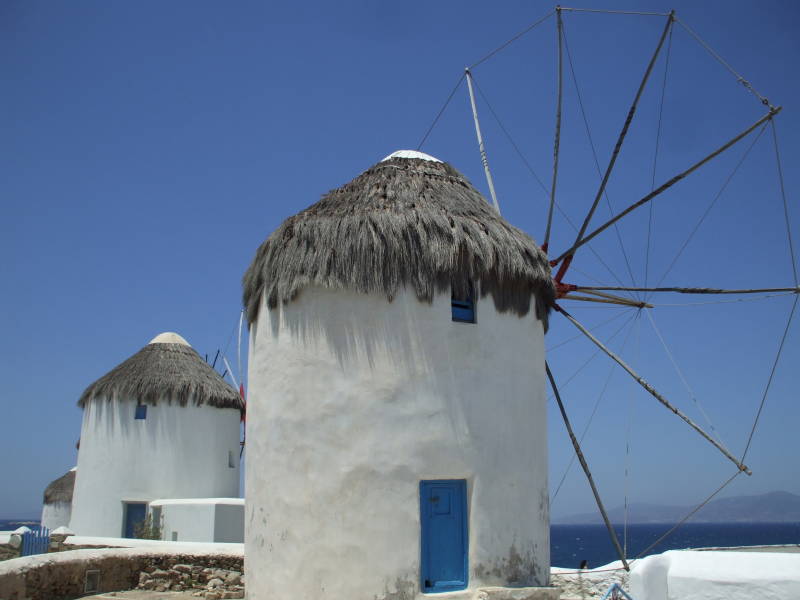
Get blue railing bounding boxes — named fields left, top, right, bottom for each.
left=600, top=583, right=637, bottom=600
left=20, top=527, right=50, bottom=557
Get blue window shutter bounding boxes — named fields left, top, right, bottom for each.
left=135, top=404, right=147, bottom=420
left=452, top=283, right=476, bottom=323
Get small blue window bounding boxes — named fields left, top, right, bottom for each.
left=451, top=284, right=475, bottom=323
left=135, top=404, right=147, bottom=420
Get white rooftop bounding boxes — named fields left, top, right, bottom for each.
left=149, top=332, right=191, bottom=346
left=381, top=150, right=442, bottom=163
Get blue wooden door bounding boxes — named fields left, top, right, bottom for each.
left=420, top=480, right=468, bottom=593
left=124, top=503, right=147, bottom=538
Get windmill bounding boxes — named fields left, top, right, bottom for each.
left=418, top=5, right=797, bottom=570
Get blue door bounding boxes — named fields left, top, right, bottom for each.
left=420, top=480, right=468, bottom=593
left=123, top=503, right=147, bottom=538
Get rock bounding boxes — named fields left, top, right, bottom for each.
left=174, top=564, right=193, bottom=573
left=222, top=592, right=244, bottom=599
left=155, top=584, right=167, bottom=592
left=152, top=569, right=172, bottom=579
left=207, top=577, right=224, bottom=588
left=225, top=572, right=242, bottom=586
left=204, top=593, right=221, bottom=600
left=213, top=569, right=228, bottom=580
left=172, top=584, right=183, bottom=592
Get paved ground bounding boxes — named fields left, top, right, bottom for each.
left=85, top=592, right=199, bottom=599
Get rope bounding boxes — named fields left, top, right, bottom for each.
left=547, top=312, right=637, bottom=398
left=645, top=24, right=673, bottom=297
left=470, top=77, right=637, bottom=298
left=417, top=73, right=466, bottom=151
left=547, top=309, right=631, bottom=352
left=558, top=11, right=674, bottom=278
left=645, top=310, right=725, bottom=446
left=675, top=17, right=773, bottom=109
left=623, top=312, right=642, bottom=558
left=557, top=305, right=751, bottom=474
left=562, top=19, right=641, bottom=297
left=468, top=11, right=555, bottom=70
left=651, top=292, right=796, bottom=307
left=771, top=120, right=798, bottom=286
left=551, top=313, right=639, bottom=501
left=559, top=7, right=672, bottom=17
left=654, top=123, right=768, bottom=289
left=555, top=108, right=780, bottom=264
left=632, top=470, right=743, bottom=560
left=741, top=294, right=798, bottom=462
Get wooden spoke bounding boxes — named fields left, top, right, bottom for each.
left=555, top=305, right=752, bottom=475
left=572, top=285, right=799, bottom=295
left=553, top=108, right=782, bottom=265
left=546, top=362, right=631, bottom=571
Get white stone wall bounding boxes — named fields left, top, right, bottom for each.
left=41, top=501, right=72, bottom=531
left=246, top=285, right=549, bottom=600
left=630, top=550, right=800, bottom=600
left=70, top=400, right=241, bottom=537
left=150, top=499, right=244, bottom=543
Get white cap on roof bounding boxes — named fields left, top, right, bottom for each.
left=381, top=150, right=442, bottom=163
left=148, top=332, right=191, bottom=346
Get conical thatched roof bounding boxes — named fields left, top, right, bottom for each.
left=77, top=332, right=243, bottom=410
left=243, top=151, right=555, bottom=328
left=43, top=469, right=75, bottom=505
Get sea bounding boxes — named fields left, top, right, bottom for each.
left=3, top=519, right=798, bottom=569
left=551, top=522, right=800, bottom=569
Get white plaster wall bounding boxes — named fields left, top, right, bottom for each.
left=214, top=503, right=244, bottom=543
left=159, top=503, right=214, bottom=542
left=70, top=401, right=241, bottom=537
left=41, top=502, right=71, bottom=531
left=148, top=499, right=244, bottom=543
left=246, top=286, right=549, bottom=600
left=630, top=550, right=800, bottom=600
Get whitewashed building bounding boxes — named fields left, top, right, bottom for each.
left=149, top=498, right=244, bottom=543
left=69, top=332, right=244, bottom=538
left=243, top=151, right=558, bottom=599
left=40, top=467, right=76, bottom=530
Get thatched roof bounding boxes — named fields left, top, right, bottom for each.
left=77, top=332, right=244, bottom=410
left=43, top=469, right=75, bottom=505
left=243, top=151, right=555, bottom=328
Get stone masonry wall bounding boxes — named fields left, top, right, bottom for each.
left=0, top=550, right=243, bottom=600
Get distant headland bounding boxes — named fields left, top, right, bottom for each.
left=553, top=491, right=800, bottom=524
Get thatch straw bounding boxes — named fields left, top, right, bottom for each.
left=243, top=155, right=555, bottom=328
left=78, top=343, right=243, bottom=410
left=43, top=470, right=75, bottom=505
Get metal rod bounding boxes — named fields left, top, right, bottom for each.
left=555, top=11, right=674, bottom=280
left=573, top=285, right=799, bottom=295
left=465, top=69, right=501, bottom=214
left=554, top=107, right=782, bottom=264
left=544, top=6, right=564, bottom=250
left=556, top=305, right=752, bottom=475
left=546, top=362, right=631, bottom=571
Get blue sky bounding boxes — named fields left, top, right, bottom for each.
left=2, top=0, right=798, bottom=521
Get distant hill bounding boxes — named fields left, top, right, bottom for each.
left=553, top=491, right=800, bottom=524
